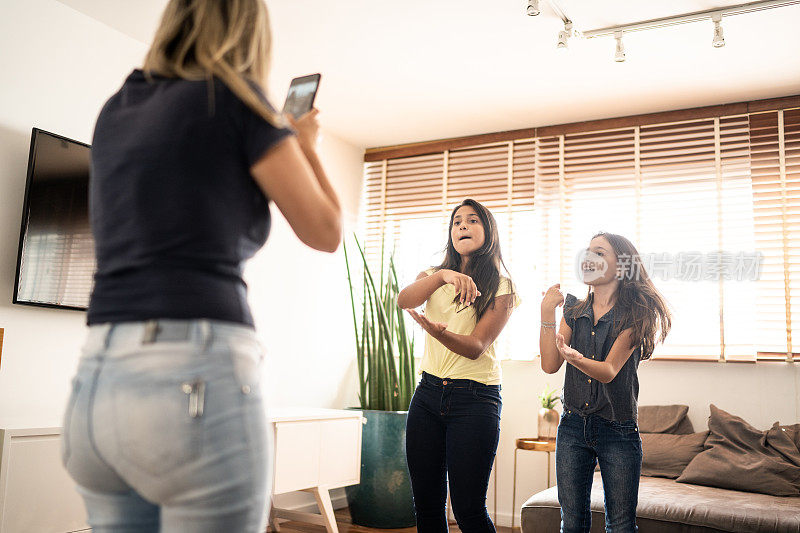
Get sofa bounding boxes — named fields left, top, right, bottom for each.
left=520, top=405, right=800, bottom=533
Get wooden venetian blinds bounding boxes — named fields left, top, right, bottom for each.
left=750, top=109, right=800, bottom=361
left=362, top=97, right=800, bottom=361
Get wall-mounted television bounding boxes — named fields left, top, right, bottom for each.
left=13, top=128, right=94, bottom=311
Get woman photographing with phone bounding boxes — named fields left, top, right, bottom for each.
left=398, top=199, right=520, bottom=533
left=60, top=0, right=341, bottom=531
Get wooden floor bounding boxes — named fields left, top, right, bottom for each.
left=273, top=508, right=515, bottom=533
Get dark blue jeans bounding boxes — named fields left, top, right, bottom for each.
left=405, top=372, right=501, bottom=533
left=556, top=410, right=642, bottom=533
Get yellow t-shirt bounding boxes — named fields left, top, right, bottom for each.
left=419, top=268, right=521, bottom=385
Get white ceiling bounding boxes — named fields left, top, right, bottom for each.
left=56, top=0, right=800, bottom=149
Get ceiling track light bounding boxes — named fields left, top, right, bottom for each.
left=568, top=0, right=800, bottom=60
left=527, top=0, right=577, bottom=47
left=712, top=13, right=725, bottom=47
left=614, top=31, right=626, bottom=62
left=582, top=0, right=799, bottom=39
left=557, top=21, right=573, bottom=49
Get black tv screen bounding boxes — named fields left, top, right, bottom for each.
left=13, top=128, right=94, bottom=310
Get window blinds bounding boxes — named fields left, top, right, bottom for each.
left=362, top=103, right=800, bottom=362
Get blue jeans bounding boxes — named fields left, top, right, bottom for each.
left=405, top=372, right=501, bottom=533
left=61, top=319, right=270, bottom=532
left=556, top=410, right=642, bottom=533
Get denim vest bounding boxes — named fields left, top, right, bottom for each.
left=562, top=293, right=641, bottom=423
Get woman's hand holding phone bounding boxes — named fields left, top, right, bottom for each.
left=287, top=109, right=319, bottom=155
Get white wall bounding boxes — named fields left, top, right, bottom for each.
left=246, top=130, right=364, bottom=512
left=247, top=130, right=363, bottom=411
left=0, top=0, right=147, bottom=428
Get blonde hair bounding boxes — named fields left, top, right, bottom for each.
left=143, top=0, right=283, bottom=127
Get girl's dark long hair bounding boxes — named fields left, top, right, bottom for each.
left=434, top=199, right=514, bottom=321
left=569, top=232, right=671, bottom=360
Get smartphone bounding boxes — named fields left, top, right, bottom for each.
left=282, top=73, right=321, bottom=119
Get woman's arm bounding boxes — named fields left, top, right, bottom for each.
left=540, top=316, right=570, bottom=374
left=250, top=110, right=342, bottom=253
left=540, top=283, right=569, bottom=374
left=397, top=269, right=480, bottom=309
left=406, top=293, right=516, bottom=360
left=555, top=328, right=637, bottom=383
left=397, top=270, right=447, bottom=309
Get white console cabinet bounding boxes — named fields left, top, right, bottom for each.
left=269, top=408, right=363, bottom=533
left=0, top=408, right=362, bottom=533
left=0, top=427, right=88, bottom=533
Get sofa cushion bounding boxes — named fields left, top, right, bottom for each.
left=521, top=472, right=800, bottom=533
left=592, top=405, right=697, bottom=474
left=780, top=423, right=800, bottom=450
left=677, top=405, right=800, bottom=496
left=641, top=431, right=708, bottom=478
left=638, top=404, right=694, bottom=434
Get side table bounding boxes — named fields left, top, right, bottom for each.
left=511, top=438, right=556, bottom=530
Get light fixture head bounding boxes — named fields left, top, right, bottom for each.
left=614, top=31, right=626, bottom=62
left=527, top=0, right=540, bottom=16
left=712, top=13, right=725, bottom=48
left=557, top=21, right=573, bottom=49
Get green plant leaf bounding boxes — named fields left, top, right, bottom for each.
left=347, top=233, right=416, bottom=411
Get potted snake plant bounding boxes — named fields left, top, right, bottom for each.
left=343, top=234, right=416, bottom=528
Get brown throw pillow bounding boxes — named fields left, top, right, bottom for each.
left=677, top=405, right=800, bottom=496
left=779, top=423, right=800, bottom=453
left=641, top=432, right=708, bottom=479
left=638, top=404, right=694, bottom=434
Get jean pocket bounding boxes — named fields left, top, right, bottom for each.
left=471, top=388, right=501, bottom=408
left=60, top=377, right=82, bottom=467
left=226, top=334, right=265, bottom=398
left=113, top=378, right=203, bottom=475
left=606, top=419, right=639, bottom=436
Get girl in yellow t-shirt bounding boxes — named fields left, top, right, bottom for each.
left=398, top=198, right=520, bottom=532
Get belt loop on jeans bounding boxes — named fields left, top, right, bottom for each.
left=142, top=320, right=160, bottom=344
left=199, top=320, right=212, bottom=350
left=100, top=323, right=114, bottom=349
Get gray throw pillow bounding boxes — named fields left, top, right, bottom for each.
left=638, top=404, right=694, bottom=434
left=641, top=431, right=708, bottom=478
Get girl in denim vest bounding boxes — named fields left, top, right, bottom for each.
left=540, top=232, right=671, bottom=532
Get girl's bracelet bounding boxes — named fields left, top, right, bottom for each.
left=541, top=321, right=556, bottom=329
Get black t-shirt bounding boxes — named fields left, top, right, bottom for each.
left=87, top=70, right=293, bottom=327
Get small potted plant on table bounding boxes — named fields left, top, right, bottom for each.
left=538, top=385, right=561, bottom=441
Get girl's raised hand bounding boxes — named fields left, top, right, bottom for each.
left=439, top=269, right=481, bottom=305
left=556, top=332, right=583, bottom=363
left=541, top=283, right=564, bottom=312
left=406, top=309, right=448, bottom=339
